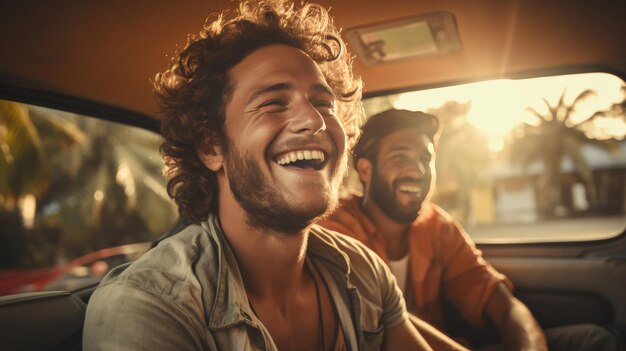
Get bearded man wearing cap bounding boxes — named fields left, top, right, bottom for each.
left=320, top=109, right=621, bottom=351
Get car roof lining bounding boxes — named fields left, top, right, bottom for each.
left=1, top=0, right=625, bottom=121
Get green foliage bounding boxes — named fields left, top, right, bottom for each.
left=0, top=101, right=178, bottom=268
left=0, top=101, right=48, bottom=201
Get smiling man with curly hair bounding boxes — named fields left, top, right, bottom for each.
left=83, top=1, right=434, bottom=350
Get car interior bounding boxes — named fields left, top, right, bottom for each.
left=1, top=0, right=626, bottom=349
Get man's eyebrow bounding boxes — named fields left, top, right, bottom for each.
left=388, top=141, right=418, bottom=150
left=246, top=82, right=292, bottom=106
left=312, top=83, right=335, bottom=98
left=388, top=144, right=431, bottom=155
left=388, top=145, right=414, bottom=153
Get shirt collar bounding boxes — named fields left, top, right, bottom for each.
left=201, top=215, right=258, bottom=330
left=307, top=225, right=352, bottom=277
left=201, top=216, right=353, bottom=331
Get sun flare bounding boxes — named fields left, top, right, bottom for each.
left=391, top=72, right=625, bottom=152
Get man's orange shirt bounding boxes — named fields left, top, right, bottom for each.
left=319, top=195, right=512, bottom=330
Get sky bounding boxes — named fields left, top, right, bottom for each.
left=391, top=72, right=626, bottom=150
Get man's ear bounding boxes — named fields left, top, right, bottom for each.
left=197, top=141, right=224, bottom=172
left=356, top=157, right=373, bottom=184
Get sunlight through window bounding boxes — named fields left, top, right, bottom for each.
left=363, top=72, right=626, bottom=243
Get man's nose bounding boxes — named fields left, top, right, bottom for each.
left=288, top=101, right=327, bottom=135
left=407, top=158, right=428, bottom=178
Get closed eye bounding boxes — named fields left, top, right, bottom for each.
left=314, top=100, right=333, bottom=107
left=259, top=99, right=286, bottom=108
left=391, top=154, right=409, bottom=162
left=313, top=100, right=336, bottom=115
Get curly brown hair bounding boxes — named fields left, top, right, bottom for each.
left=154, top=0, right=363, bottom=223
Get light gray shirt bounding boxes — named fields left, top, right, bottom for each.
left=83, top=214, right=407, bottom=350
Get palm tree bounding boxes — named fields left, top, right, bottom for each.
left=1, top=100, right=83, bottom=267
left=0, top=101, right=49, bottom=207
left=1, top=101, right=86, bottom=207
left=1, top=101, right=177, bottom=266
left=34, top=113, right=177, bottom=258
left=508, top=89, right=621, bottom=218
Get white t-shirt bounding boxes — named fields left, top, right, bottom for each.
left=388, top=253, right=410, bottom=293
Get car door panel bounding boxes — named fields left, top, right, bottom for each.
left=479, top=235, right=626, bottom=335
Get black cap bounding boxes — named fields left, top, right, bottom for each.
left=353, top=109, right=439, bottom=162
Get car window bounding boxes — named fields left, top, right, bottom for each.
left=0, top=99, right=178, bottom=296
left=359, top=72, right=626, bottom=243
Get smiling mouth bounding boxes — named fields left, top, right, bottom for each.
left=398, top=185, right=422, bottom=197
left=276, top=149, right=326, bottom=170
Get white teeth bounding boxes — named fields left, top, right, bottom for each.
left=276, top=149, right=325, bottom=166
left=399, top=185, right=421, bottom=194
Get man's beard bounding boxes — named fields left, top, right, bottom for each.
left=224, top=141, right=346, bottom=234
left=370, top=166, right=421, bottom=224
